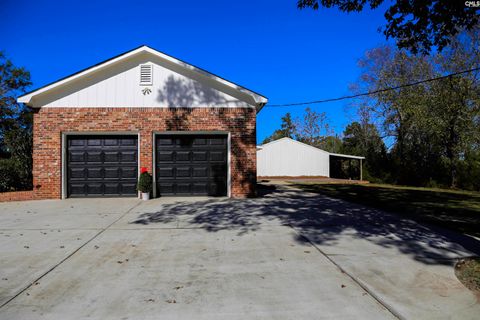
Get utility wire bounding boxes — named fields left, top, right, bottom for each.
left=265, top=66, right=480, bottom=107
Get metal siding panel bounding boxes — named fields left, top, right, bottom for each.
left=257, top=139, right=330, bottom=177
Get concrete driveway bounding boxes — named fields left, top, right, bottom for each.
left=0, top=184, right=478, bottom=319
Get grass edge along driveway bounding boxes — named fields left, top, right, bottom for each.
left=291, top=182, right=480, bottom=238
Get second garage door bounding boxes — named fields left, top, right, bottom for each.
left=156, top=134, right=228, bottom=196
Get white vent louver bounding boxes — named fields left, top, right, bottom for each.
left=140, top=64, right=153, bottom=86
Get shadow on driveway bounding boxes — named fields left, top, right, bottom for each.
left=132, top=184, right=480, bottom=266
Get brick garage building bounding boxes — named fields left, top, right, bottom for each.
left=18, top=46, right=267, bottom=199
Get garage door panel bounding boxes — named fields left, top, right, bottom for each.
left=158, top=138, right=174, bottom=145
left=104, top=139, right=119, bottom=146
left=69, top=139, right=85, bottom=147
left=176, top=151, right=190, bottom=162
left=69, top=151, right=86, bottom=162
left=87, top=139, right=102, bottom=147
left=175, top=183, right=191, bottom=194
left=104, top=151, right=119, bottom=162
left=121, top=183, right=137, bottom=195
left=86, top=152, right=102, bottom=162
left=121, top=167, right=137, bottom=179
left=210, top=137, right=226, bottom=145
left=104, top=183, right=120, bottom=195
left=176, top=167, right=191, bottom=177
left=87, top=167, right=103, bottom=179
left=210, top=167, right=227, bottom=178
left=120, top=151, right=137, bottom=163
left=156, top=134, right=227, bottom=197
left=86, top=183, right=103, bottom=195
left=120, top=138, right=135, bottom=146
left=210, top=151, right=225, bottom=161
left=192, top=167, right=208, bottom=177
left=158, top=183, right=174, bottom=195
left=67, top=135, right=138, bottom=197
left=192, top=183, right=207, bottom=194
left=192, top=151, right=207, bottom=161
left=208, top=184, right=220, bottom=195
left=158, top=167, right=174, bottom=177
left=69, top=167, right=86, bottom=179
left=158, top=151, right=174, bottom=162
left=104, top=167, right=120, bottom=179
left=69, top=183, right=86, bottom=195
left=193, top=138, right=207, bottom=145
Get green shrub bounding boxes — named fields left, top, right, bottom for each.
left=0, top=158, right=19, bottom=192
left=137, top=172, right=153, bottom=193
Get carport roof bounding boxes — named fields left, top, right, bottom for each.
left=329, top=152, right=365, bottom=160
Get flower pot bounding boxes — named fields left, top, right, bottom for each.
left=142, top=192, right=150, bottom=201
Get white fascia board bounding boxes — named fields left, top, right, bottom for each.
left=329, top=152, right=365, bottom=160
left=259, top=137, right=331, bottom=155
left=17, top=46, right=268, bottom=108
left=258, top=137, right=291, bottom=148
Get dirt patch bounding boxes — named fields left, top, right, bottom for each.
left=455, top=257, right=480, bottom=293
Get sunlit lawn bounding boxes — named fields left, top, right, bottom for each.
left=292, top=182, right=480, bottom=238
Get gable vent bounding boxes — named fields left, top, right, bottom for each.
left=140, top=64, right=153, bottom=85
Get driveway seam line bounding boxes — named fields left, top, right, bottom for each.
left=287, top=224, right=404, bottom=320
left=0, top=201, right=142, bottom=309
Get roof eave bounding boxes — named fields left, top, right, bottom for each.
left=16, top=45, right=268, bottom=109
left=17, top=95, right=30, bottom=104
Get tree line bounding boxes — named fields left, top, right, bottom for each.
left=262, top=29, right=480, bottom=190
left=0, top=52, right=32, bottom=192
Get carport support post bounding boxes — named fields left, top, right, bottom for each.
left=360, top=158, right=363, bottom=181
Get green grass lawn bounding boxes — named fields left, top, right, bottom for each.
left=291, top=182, right=480, bottom=237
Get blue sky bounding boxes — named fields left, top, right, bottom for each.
left=1, top=0, right=391, bottom=142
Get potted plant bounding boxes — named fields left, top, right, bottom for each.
left=137, top=167, right=152, bottom=200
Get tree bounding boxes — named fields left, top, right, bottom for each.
left=279, top=112, right=296, bottom=138
left=457, top=148, right=480, bottom=191
left=342, top=121, right=388, bottom=181
left=0, top=51, right=32, bottom=191
left=352, top=44, right=443, bottom=185
left=297, top=0, right=480, bottom=54
left=263, top=108, right=343, bottom=152
left=320, top=135, right=343, bottom=153
left=296, top=107, right=333, bottom=148
left=430, top=29, right=480, bottom=187
left=262, top=113, right=297, bottom=144
left=351, top=29, right=480, bottom=189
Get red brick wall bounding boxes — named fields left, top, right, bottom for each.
left=32, top=107, right=256, bottom=199
left=0, top=190, right=34, bottom=202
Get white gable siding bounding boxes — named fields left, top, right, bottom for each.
left=257, top=138, right=330, bottom=177
left=32, top=53, right=253, bottom=108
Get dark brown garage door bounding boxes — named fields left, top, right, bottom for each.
left=156, top=134, right=227, bottom=196
left=67, top=135, right=138, bottom=197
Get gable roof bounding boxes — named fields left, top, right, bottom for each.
left=17, top=45, right=268, bottom=111
left=259, top=137, right=330, bottom=155
left=258, top=137, right=365, bottom=159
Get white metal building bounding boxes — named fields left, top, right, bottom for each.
left=257, top=137, right=365, bottom=179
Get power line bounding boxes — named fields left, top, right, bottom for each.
left=265, top=67, right=480, bottom=107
